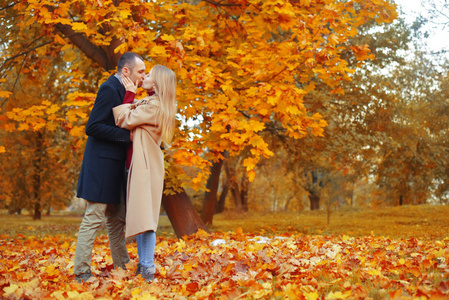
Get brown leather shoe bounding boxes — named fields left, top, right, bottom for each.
left=74, top=272, right=93, bottom=283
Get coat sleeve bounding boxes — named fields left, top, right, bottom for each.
left=113, top=101, right=160, bottom=130
left=85, top=83, right=131, bottom=143
left=123, top=91, right=135, bottom=104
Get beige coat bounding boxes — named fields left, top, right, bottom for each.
left=113, top=96, right=164, bottom=238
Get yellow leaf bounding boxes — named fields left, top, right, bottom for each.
left=51, top=291, right=66, bottom=300
left=243, top=157, right=257, bottom=171
left=114, top=42, right=128, bottom=54
left=0, top=146, right=5, bottom=153
left=367, top=268, right=381, bottom=276
left=331, top=87, right=345, bottom=95
left=70, top=126, right=85, bottom=137
left=119, top=10, right=131, bottom=19
left=246, top=86, right=259, bottom=97
left=0, top=91, right=12, bottom=98
left=45, top=264, right=60, bottom=277
left=386, top=245, right=395, bottom=251
left=258, top=108, right=268, bottom=115
left=436, top=240, right=445, bottom=247
left=327, top=291, right=351, bottom=299
left=53, top=34, right=66, bottom=45
left=131, top=288, right=141, bottom=296
left=159, top=267, right=167, bottom=277
left=184, top=263, right=194, bottom=272
left=303, top=291, right=319, bottom=300
left=132, top=292, right=156, bottom=300
left=161, top=34, right=176, bottom=41
left=18, top=123, right=30, bottom=131
left=46, top=105, right=60, bottom=115
left=150, top=45, right=167, bottom=57
left=3, top=284, right=19, bottom=297
left=71, top=22, right=87, bottom=31
left=8, top=265, right=20, bottom=272
left=286, top=105, right=300, bottom=115
left=433, top=248, right=445, bottom=258
left=66, top=291, right=80, bottom=298
left=328, top=34, right=339, bottom=45
left=248, top=169, right=256, bottom=182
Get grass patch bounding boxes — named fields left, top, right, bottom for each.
left=210, top=205, right=449, bottom=239
left=0, top=210, right=83, bottom=237
left=1, top=204, right=448, bottom=240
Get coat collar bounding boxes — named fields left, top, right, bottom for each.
left=109, top=75, right=125, bottom=99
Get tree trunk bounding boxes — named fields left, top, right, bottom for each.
left=224, top=161, right=243, bottom=211
left=350, top=181, right=355, bottom=206
left=162, top=188, right=209, bottom=238
left=216, top=183, right=229, bottom=214
left=308, top=170, right=321, bottom=211
left=310, top=193, right=320, bottom=210
left=46, top=200, right=51, bottom=216
left=33, top=132, right=43, bottom=220
left=201, top=158, right=224, bottom=224
left=283, top=197, right=291, bottom=211
left=8, top=207, right=21, bottom=215
left=33, top=201, right=41, bottom=220
left=240, top=174, right=249, bottom=212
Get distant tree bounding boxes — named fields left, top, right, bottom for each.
left=374, top=52, right=449, bottom=205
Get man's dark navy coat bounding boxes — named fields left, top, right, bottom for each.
left=77, top=75, right=130, bottom=204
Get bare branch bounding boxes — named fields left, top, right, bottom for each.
left=1, top=52, right=27, bottom=107
left=0, top=36, right=50, bottom=71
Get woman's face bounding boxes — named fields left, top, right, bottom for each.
left=141, top=70, right=155, bottom=91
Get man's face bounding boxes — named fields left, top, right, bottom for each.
left=123, top=58, right=146, bottom=86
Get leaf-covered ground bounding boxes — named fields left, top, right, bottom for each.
left=2, top=227, right=449, bottom=299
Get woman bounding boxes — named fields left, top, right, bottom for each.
left=113, top=65, right=177, bottom=281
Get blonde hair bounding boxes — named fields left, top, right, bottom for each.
left=151, top=65, right=177, bottom=145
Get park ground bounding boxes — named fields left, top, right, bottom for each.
left=1, top=205, right=449, bottom=299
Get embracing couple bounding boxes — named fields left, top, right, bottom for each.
left=73, top=52, right=177, bottom=283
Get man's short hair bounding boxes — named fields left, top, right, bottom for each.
left=117, top=52, right=144, bottom=73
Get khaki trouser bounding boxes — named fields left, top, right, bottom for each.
left=73, top=197, right=129, bottom=275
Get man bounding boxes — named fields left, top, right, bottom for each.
left=74, top=52, right=146, bottom=283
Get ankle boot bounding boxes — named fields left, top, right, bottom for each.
left=136, top=263, right=142, bottom=276
left=140, top=266, right=155, bottom=282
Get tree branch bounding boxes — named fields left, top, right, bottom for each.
left=1, top=53, right=27, bottom=107
left=1, top=1, right=19, bottom=12
left=43, top=5, right=113, bottom=70
left=53, top=23, right=112, bottom=70
left=202, top=0, right=242, bottom=7
left=0, top=36, right=49, bottom=71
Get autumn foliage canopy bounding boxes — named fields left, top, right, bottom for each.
left=0, top=0, right=397, bottom=192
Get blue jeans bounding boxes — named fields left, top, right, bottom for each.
left=136, top=231, right=156, bottom=268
